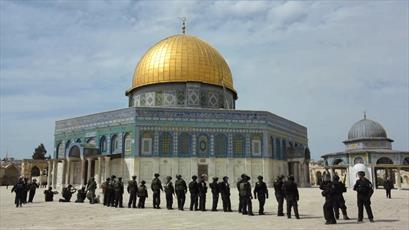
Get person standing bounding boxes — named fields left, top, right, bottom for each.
left=151, top=173, right=163, bottom=209
left=175, top=174, right=187, bottom=210
left=273, top=175, right=285, bottom=216
left=28, top=179, right=39, bottom=203
left=138, top=180, right=148, bottom=208
left=210, top=177, right=220, bottom=211
left=114, top=177, right=124, bottom=208
left=283, top=175, right=300, bottom=219
left=320, top=174, right=336, bottom=224
left=236, top=176, right=243, bottom=213
left=164, top=176, right=175, bottom=210
left=219, top=176, right=232, bottom=212
left=11, top=177, right=25, bottom=207
left=109, top=175, right=116, bottom=207
left=239, top=174, right=254, bottom=216
left=127, top=176, right=138, bottom=208
left=383, top=177, right=393, bottom=199
left=254, top=175, right=268, bottom=215
left=353, top=171, right=374, bottom=223
left=198, top=174, right=208, bottom=211
left=102, top=178, right=111, bottom=206
left=22, top=177, right=29, bottom=204
left=188, top=175, right=199, bottom=211
left=87, top=177, right=97, bottom=204
left=333, top=175, right=350, bottom=220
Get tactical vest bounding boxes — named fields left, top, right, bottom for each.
left=152, top=179, right=161, bottom=191
left=239, top=182, right=248, bottom=196
left=175, top=180, right=185, bottom=191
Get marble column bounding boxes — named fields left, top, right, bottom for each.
left=96, top=157, right=102, bottom=185
left=397, top=168, right=402, bottom=189
left=47, top=160, right=53, bottom=187
left=65, top=158, right=71, bottom=185
left=87, top=158, right=92, bottom=183
left=53, top=159, right=58, bottom=188
left=104, top=157, right=111, bottom=179
left=80, top=158, right=86, bottom=186
left=61, top=160, right=66, bottom=185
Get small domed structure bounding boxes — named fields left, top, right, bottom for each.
left=347, top=118, right=387, bottom=140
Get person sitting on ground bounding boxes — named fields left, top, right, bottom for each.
left=44, top=187, right=58, bottom=202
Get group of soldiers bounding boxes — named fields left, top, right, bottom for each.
left=319, top=171, right=375, bottom=224
left=11, top=171, right=381, bottom=225
left=10, top=177, right=39, bottom=207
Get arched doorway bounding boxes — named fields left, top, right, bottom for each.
left=68, top=145, right=81, bottom=185
left=375, top=157, right=394, bottom=188
left=31, top=166, right=41, bottom=177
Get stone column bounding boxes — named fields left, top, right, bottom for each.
left=87, top=158, right=92, bottom=183
left=397, top=168, right=402, bottom=189
left=80, top=158, right=86, bottom=186
left=47, top=160, right=53, bottom=187
left=65, top=158, right=71, bottom=185
left=96, top=157, right=102, bottom=185
left=104, top=157, right=111, bottom=179
left=53, top=159, right=58, bottom=188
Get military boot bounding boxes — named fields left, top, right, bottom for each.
left=343, top=214, right=350, bottom=220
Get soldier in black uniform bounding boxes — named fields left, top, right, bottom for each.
left=333, top=175, right=350, bottom=220
left=44, top=186, right=58, bottom=202
left=11, top=177, right=25, bottom=207
left=59, top=184, right=77, bottom=202
left=151, top=173, right=163, bottom=209
left=138, top=180, right=148, bottom=208
left=175, top=174, right=187, bottom=210
left=210, top=177, right=220, bottom=211
left=109, top=175, right=116, bottom=207
left=236, top=177, right=243, bottom=213
left=22, top=177, right=29, bottom=203
left=198, top=174, right=208, bottom=211
left=273, top=175, right=285, bottom=216
left=114, top=177, right=124, bottom=208
left=164, top=176, right=175, bottom=210
left=254, top=175, right=268, bottom=215
left=320, top=174, right=336, bottom=224
left=283, top=175, right=300, bottom=219
left=239, top=174, right=254, bottom=216
left=189, top=175, right=199, bottom=211
left=219, top=176, right=232, bottom=212
left=353, top=171, right=374, bottom=223
left=127, top=176, right=138, bottom=208
left=75, top=186, right=87, bottom=203
left=27, top=179, right=39, bottom=203
left=102, top=178, right=111, bottom=206
left=383, top=177, right=393, bottom=199
left=87, top=177, right=97, bottom=204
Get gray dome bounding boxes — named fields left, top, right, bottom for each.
left=347, top=118, right=387, bottom=140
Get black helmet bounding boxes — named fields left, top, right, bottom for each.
left=132, top=175, right=137, bottom=179
left=176, top=174, right=182, bottom=179
left=141, top=180, right=146, bottom=184
left=212, top=177, right=218, bottom=181
left=166, top=176, right=172, bottom=180
left=358, top=171, right=365, bottom=176
left=333, top=175, right=340, bottom=181
left=241, top=173, right=248, bottom=179
left=223, top=176, right=228, bottom=181
left=257, top=175, right=263, bottom=180
left=192, top=175, right=197, bottom=180
left=154, top=173, right=160, bottom=177
left=288, top=175, right=295, bottom=181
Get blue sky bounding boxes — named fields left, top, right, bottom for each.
left=0, top=1, right=408, bottom=160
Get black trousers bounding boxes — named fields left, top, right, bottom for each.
left=286, top=198, right=299, bottom=218
left=153, top=192, right=161, bottom=208
left=275, top=194, right=284, bottom=215
left=212, top=193, right=219, bottom=211
left=23, top=191, right=28, bottom=203
left=138, top=196, right=146, bottom=208
left=242, top=196, right=253, bottom=215
left=221, top=194, right=231, bottom=211
left=166, top=192, right=173, bottom=209
left=324, top=199, right=336, bottom=223
left=109, top=191, right=115, bottom=207
left=199, top=194, right=206, bottom=211
left=176, top=191, right=186, bottom=210
left=28, top=190, right=36, bottom=202
left=358, top=198, right=373, bottom=221
left=128, top=192, right=137, bottom=208
left=333, top=197, right=348, bottom=218
left=258, top=195, right=266, bottom=214
left=238, top=195, right=243, bottom=213
left=14, top=193, right=23, bottom=207
left=114, top=192, right=123, bottom=207
left=190, top=193, right=198, bottom=210
left=385, top=189, right=391, bottom=198
left=103, top=191, right=110, bottom=206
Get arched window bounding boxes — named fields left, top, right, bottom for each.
left=69, top=146, right=80, bottom=158
left=214, top=134, right=228, bottom=157
left=100, top=136, right=107, bottom=153
left=65, top=140, right=71, bottom=157
left=197, top=134, right=209, bottom=157
left=76, top=138, right=82, bottom=143
left=178, top=132, right=191, bottom=157
left=56, top=142, right=64, bottom=158
left=251, top=134, right=262, bottom=156
left=233, top=134, right=245, bottom=157
left=376, top=157, right=393, bottom=164
left=111, top=135, right=119, bottom=154
left=159, top=132, right=173, bottom=156
left=354, top=156, right=364, bottom=165
left=31, top=166, right=40, bottom=177
left=275, top=138, right=281, bottom=160
left=124, top=133, right=132, bottom=156
left=141, top=131, right=153, bottom=155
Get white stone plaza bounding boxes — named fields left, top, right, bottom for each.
left=1, top=186, right=408, bottom=229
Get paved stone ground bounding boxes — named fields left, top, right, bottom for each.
left=0, top=186, right=408, bottom=230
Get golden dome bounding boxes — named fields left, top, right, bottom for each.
left=129, top=34, right=236, bottom=94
